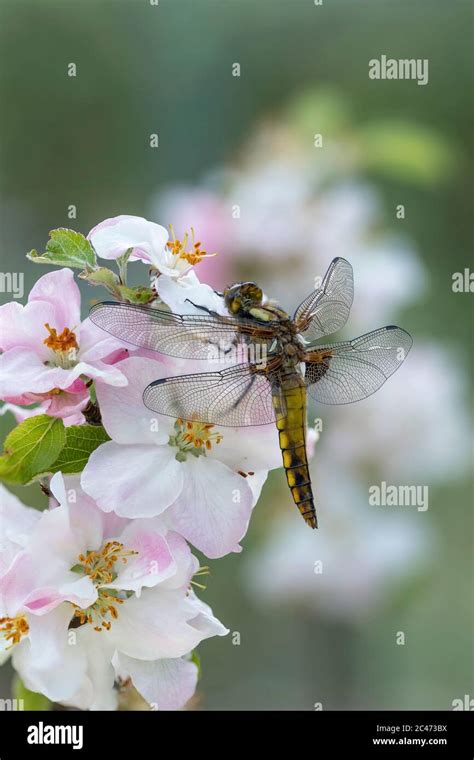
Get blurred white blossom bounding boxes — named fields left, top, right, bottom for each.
left=244, top=474, right=433, bottom=621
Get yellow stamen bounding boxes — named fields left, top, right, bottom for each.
left=0, top=615, right=29, bottom=648
left=167, top=225, right=217, bottom=267
left=190, top=565, right=210, bottom=591
left=43, top=323, right=79, bottom=353
left=76, top=541, right=138, bottom=586
left=175, top=418, right=223, bottom=453
left=71, top=541, right=137, bottom=632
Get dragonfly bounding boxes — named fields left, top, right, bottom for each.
left=89, top=257, right=412, bottom=530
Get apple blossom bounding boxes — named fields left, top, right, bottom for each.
left=0, top=269, right=131, bottom=418
left=0, top=474, right=228, bottom=709
left=81, top=355, right=281, bottom=558
left=88, top=215, right=215, bottom=279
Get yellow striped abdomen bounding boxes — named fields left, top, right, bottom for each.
left=273, top=375, right=317, bottom=529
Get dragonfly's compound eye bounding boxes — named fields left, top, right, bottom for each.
left=229, top=297, right=242, bottom=314
left=241, top=283, right=263, bottom=304
left=224, top=282, right=263, bottom=314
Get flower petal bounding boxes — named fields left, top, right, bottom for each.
left=88, top=215, right=168, bottom=266
left=111, top=586, right=227, bottom=660
left=0, top=301, right=55, bottom=355
left=79, top=318, right=135, bottom=363
left=115, top=654, right=198, bottom=710
left=62, top=626, right=117, bottom=711
left=0, top=349, right=124, bottom=397
left=95, top=356, right=170, bottom=446
left=81, top=442, right=184, bottom=518
left=207, top=424, right=282, bottom=473
left=29, top=268, right=81, bottom=329
left=12, top=605, right=87, bottom=703
left=104, top=524, right=176, bottom=594
left=168, top=456, right=254, bottom=558
left=155, top=270, right=228, bottom=316
left=0, top=485, right=41, bottom=576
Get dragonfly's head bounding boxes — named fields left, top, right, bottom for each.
left=224, top=282, right=263, bottom=315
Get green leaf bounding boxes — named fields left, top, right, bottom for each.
left=79, top=266, right=121, bottom=296
left=13, top=676, right=52, bottom=711
left=116, top=284, right=155, bottom=304
left=0, top=415, right=66, bottom=485
left=27, top=228, right=97, bottom=269
left=48, top=424, right=110, bottom=474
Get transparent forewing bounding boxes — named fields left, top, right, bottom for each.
left=89, top=301, right=275, bottom=360
left=304, top=326, right=412, bottom=404
left=294, top=257, right=354, bottom=340
left=143, top=364, right=278, bottom=427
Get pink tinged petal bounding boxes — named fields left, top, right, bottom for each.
left=0, top=300, right=59, bottom=358
left=0, top=401, right=48, bottom=423
left=62, top=411, right=86, bottom=426
left=101, top=348, right=131, bottom=365
left=88, top=215, right=168, bottom=265
left=1, top=482, right=103, bottom=612
left=12, top=605, right=88, bottom=704
left=22, top=587, right=65, bottom=614
left=115, top=653, right=198, bottom=710
left=73, top=359, right=129, bottom=387
left=29, top=268, right=81, bottom=329
left=95, top=356, right=170, bottom=445
left=105, top=528, right=176, bottom=594
left=43, top=383, right=89, bottom=419
left=81, top=442, right=184, bottom=518
left=110, top=587, right=223, bottom=660
left=0, top=349, right=61, bottom=396
left=88, top=214, right=131, bottom=237
left=0, top=552, right=46, bottom=615
left=0, top=346, right=125, bottom=400
left=22, top=578, right=99, bottom=617
left=168, top=456, right=254, bottom=558
left=0, top=349, right=82, bottom=396
left=0, top=551, right=97, bottom=615
left=78, top=318, right=136, bottom=363
left=157, top=531, right=198, bottom=590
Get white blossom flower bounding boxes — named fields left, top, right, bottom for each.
left=81, top=356, right=281, bottom=558
left=0, top=475, right=227, bottom=710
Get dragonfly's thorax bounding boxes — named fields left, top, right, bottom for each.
left=224, top=285, right=308, bottom=372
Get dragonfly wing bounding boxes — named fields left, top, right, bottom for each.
left=304, top=326, right=412, bottom=404
left=89, top=301, right=275, bottom=360
left=143, top=364, right=278, bottom=427
left=294, top=257, right=354, bottom=340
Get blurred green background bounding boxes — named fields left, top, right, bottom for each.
left=0, top=0, right=472, bottom=710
